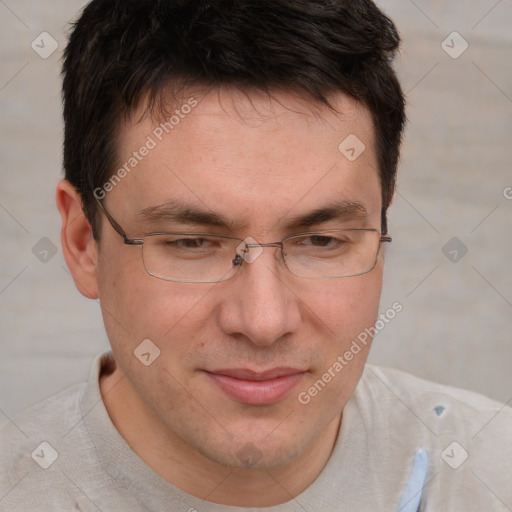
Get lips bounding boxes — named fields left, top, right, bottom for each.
left=204, top=367, right=306, bottom=406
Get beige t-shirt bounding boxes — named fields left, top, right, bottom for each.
left=1, top=351, right=511, bottom=511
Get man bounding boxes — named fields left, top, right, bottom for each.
left=1, top=0, right=510, bottom=510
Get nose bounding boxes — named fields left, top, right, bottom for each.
left=217, top=245, right=302, bottom=347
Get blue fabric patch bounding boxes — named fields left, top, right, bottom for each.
left=397, top=448, right=429, bottom=512
left=434, top=406, right=445, bottom=416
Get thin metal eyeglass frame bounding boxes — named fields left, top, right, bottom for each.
left=94, top=198, right=392, bottom=281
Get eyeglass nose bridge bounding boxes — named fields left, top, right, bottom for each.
left=234, top=240, right=285, bottom=266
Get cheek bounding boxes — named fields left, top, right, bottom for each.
left=96, top=248, right=171, bottom=354
left=306, top=263, right=383, bottom=342
left=96, top=248, right=218, bottom=360
left=296, top=267, right=383, bottom=417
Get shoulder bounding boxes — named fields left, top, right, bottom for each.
left=362, top=363, right=510, bottom=413
left=0, top=379, right=86, bottom=447
left=0, top=381, right=86, bottom=459
left=0, top=352, right=113, bottom=511
left=355, top=363, right=512, bottom=460
left=0, top=382, right=88, bottom=509
left=356, top=364, right=512, bottom=508
left=358, top=364, right=512, bottom=433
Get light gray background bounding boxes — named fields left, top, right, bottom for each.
left=1, top=0, right=511, bottom=420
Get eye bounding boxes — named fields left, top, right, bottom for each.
left=306, top=235, right=338, bottom=247
left=152, top=235, right=219, bottom=252
left=299, top=235, right=349, bottom=248
left=171, top=237, right=211, bottom=249
left=286, top=232, right=355, bottom=258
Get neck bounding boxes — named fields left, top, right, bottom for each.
left=100, top=366, right=342, bottom=507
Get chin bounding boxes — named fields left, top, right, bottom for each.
left=209, top=423, right=313, bottom=470
left=228, top=443, right=301, bottom=471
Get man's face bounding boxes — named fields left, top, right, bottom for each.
left=96, top=88, right=384, bottom=470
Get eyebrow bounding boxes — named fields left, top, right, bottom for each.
left=282, top=201, right=369, bottom=230
left=136, top=200, right=369, bottom=232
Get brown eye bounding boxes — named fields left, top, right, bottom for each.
left=308, top=235, right=336, bottom=247
left=174, top=238, right=207, bottom=249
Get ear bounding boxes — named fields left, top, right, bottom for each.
left=56, top=179, right=99, bottom=299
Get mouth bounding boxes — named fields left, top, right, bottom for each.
left=203, top=367, right=307, bottom=406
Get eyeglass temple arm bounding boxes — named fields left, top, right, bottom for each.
left=381, top=208, right=392, bottom=243
left=94, top=198, right=143, bottom=245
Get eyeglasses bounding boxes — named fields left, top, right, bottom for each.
left=95, top=199, right=392, bottom=283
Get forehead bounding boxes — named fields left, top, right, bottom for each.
left=111, top=87, right=381, bottom=233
